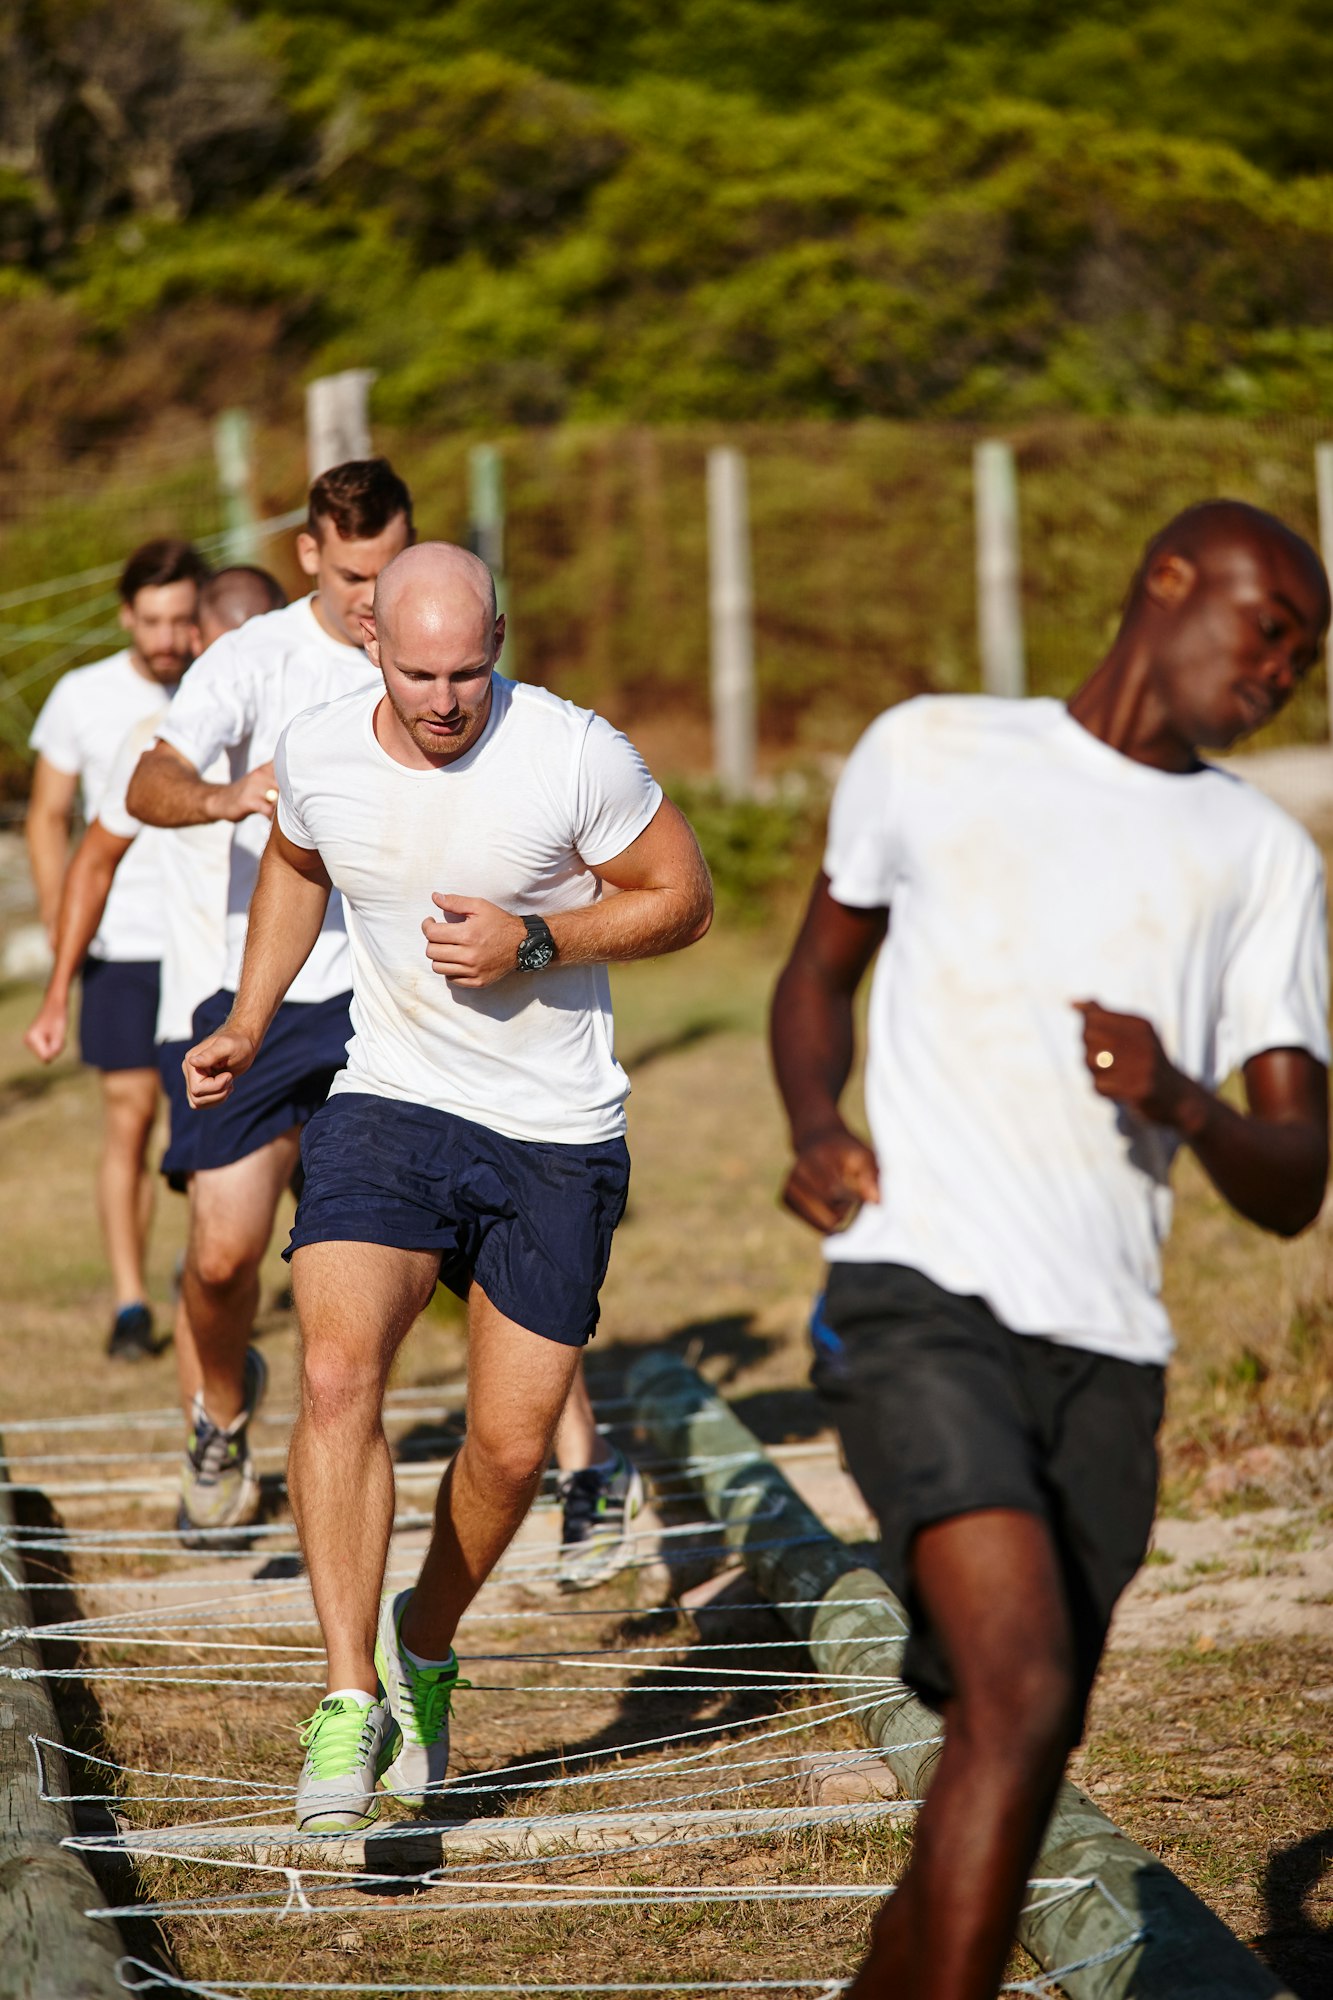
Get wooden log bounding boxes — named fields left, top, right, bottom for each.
left=628, top=1351, right=1296, bottom=2000
left=0, top=1453, right=126, bottom=1998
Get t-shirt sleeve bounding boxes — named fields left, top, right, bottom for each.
left=823, top=709, right=902, bottom=909
left=273, top=723, right=318, bottom=851
left=156, top=633, right=252, bottom=774
left=1216, top=824, right=1331, bottom=1074
left=96, top=718, right=155, bottom=841
left=573, top=714, right=663, bottom=867
left=28, top=674, right=83, bottom=774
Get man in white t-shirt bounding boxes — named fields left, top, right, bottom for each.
left=771, top=501, right=1331, bottom=2000
left=183, top=542, right=713, bottom=1833
left=124, top=460, right=414, bottom=1545
left=25, top=567, right=287, bottom=1413
left=26, top=538, right=209, bottom=1359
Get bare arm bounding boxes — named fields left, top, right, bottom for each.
left=125, top=739, right=278, bottom=830
left=420, top=798, right=713, bottom=987
left=25, top=757, right=79, bottom=940
left=183, top=826, right=332, bottom=1108
left=1075, top=1001, right=1328, bottom=1237
left=24, top=820, right=134, bottom=1062
left=769, top=874, right=887, bottom=1232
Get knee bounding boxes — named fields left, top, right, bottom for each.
left=188, top=1237, right=259, bottom=1294
left=465, top=1428, right=549, bottom=1497
left=952, top=1645, right=1080, bottom=1774
left=299, top=1344, right=382, bottom=1429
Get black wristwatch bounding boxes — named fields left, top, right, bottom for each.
left=516, top=914, right=558, bottom=973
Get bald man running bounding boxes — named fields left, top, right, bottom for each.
left=772, top=500, right=1331, bottom=2000
left=184, top=543, right=712, bottom=1832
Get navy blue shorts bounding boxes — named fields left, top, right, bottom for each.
left=78, top=957, right=160, bottom=1072
left=160, top=987, right=351, bottom=1180
left=286, top=1092, right=630, bottom=1348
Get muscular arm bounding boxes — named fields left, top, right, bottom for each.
left=769, top=874, right=887, bottom=1232
left=25, top=757, right=78, bottom=939
left=420, top=798, right=713, bottom=985
left=183, top=826, right=332, bottom=1108
left=24, top=820, right=133, bottom=1061
left=125, top=739, right=277, bottom=829
left=1075, top=1001, right=1328, bottom=1237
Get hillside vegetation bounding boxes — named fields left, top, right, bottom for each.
left=3, top=0, right=1333, bottom=458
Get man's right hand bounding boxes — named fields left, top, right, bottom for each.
left=184, top=1025, right=259, bottom=1108
left=24, top=993, right=68, bottom=1064
left=219, top=760, right=279, bottom=823
left=781, top=1127, right=881, bottom=1234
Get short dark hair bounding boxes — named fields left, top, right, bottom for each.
left=199, top=566, right=287, bottom=622
left=307, top=459, right=413, bottom=543
left=119, top=538, right=211, bottom=605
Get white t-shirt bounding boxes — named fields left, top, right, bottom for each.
left=29, top=649, right=174, bottom=962
left=100, top=712, right=231, bottom=1044
left=156, top=596, right=377, bottom=1004
left=823, top=695, right=1330, bottom=1367
left=274, top=676, right=663, bottom=1144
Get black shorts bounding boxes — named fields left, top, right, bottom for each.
left=159, top=988, right=351, bottom=1180
left=813, top=1261, right=1165, bottom=1725
left=78, top=957, right=160, bottom=1072
left=285, top=1091, right=631, bottom=1348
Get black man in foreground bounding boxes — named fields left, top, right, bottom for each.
left=770, top=501, right=1330, bottom=2000
left=183, top=542, right=712, bottom=1832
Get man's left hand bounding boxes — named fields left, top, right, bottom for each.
left=423, top=894, right=527, bottom=988
left=1073, top=999, right=1197, bottom=1129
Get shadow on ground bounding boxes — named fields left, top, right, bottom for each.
left=1258, top=1826, right=1333, bottom=1996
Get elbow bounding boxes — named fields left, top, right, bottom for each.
left=687, top=890, right=714, bottom=945
left=1272, top=1189, right=1326, bottom=1239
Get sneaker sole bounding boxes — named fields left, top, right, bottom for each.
left=297, top=1803, right=381, bottom=1834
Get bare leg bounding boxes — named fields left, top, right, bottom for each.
left=97, top=1068, right=159, bottom=1308
left=552, top=1359, right=615, bottom=1473
left=171, top=1286, right=204, bottom=1416
left=288, top=1241, right=441, bottom=1696
left=849, top=1510, right=1080, bottom=2000
left=183, top=1128, right=301, bottom=1424
left=401, top=1286, right=581, bottom=1660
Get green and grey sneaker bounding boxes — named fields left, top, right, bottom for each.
left=556, top=1448, right=646, bottom=1592
left=295, top=1695, right=401, bottom=1832
left=374, top=1589, right=467, bottom=1809
left=176, top=1345, right=268, bottom=1548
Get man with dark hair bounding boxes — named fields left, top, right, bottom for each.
left=771, top=500, right=1331, bottom=2000
left=27, top=567, right=286, bottom=1411
left=27, top=535, right=210, bottom=1358
left=126, top=464, right=414, bottom=1540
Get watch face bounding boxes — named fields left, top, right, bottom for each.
left=520, top=937, right=556, bottom=971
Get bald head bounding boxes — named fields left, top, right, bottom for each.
left=1129, top=500, right=1330, bottom=628
left=198, top=566, right=286, bottom=647
left=372, top=542, right=497, bottom=651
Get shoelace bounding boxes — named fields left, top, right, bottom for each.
left=299, top=1699, right=378, bottom=1779
left=560, top=1464, right=616, bottom=1545
left=186, top=1396, right=246, bottom=1484
left=399, top=1657, right=469, bottom=1745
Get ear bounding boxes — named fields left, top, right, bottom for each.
left=360, top=615, right=379, bottom=657
left=118, top=601, right=134, bottom=634
left=1144, top=551, right=1198, bottom=612
left=296, top=530, right=321, bottom=581
left=492, top=611, right=506, bottom=663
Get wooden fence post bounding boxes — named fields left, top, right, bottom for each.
left=213, top=409, right=261, bottom=565
left=707, top=446, right=757, bottom=797
left=974, top=439, right=1026, bottom=699
left=305, top=370, right=376, bottom=481
left=468, top=444, right=508, bottom=619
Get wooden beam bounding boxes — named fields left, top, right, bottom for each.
left=628, top=1352, right=1297, bottom=2000
left=0, top=1450, right=126, bottom=1999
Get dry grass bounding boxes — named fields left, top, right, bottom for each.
left=3, top=897, right=1332, bottom=1995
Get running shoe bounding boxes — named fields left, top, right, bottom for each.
left=295, top=1695, right=401, bottom=1833
left=556, top=1447, right=645, bottom=1592
left=374, top=1588, right=467, bottom=1809
left=107, top=1301, right=155, bottom=1362
left=176, top=1344, right=268, bottom=1548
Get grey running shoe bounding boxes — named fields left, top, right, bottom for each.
left=557, top=1448, right=645, bottom=1592
left=107, top=1302, right=155, bottom=1361
left=295, top=1695, right=401, bottom=1832
left=374, top=1589, right=467, bottom=1809
left=176, top=1344, right=268, bottom=1548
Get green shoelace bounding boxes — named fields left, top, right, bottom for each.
left=397, top=1654, right=471, bottom=1746
left=299, top=1697, right=380, bottom=1778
